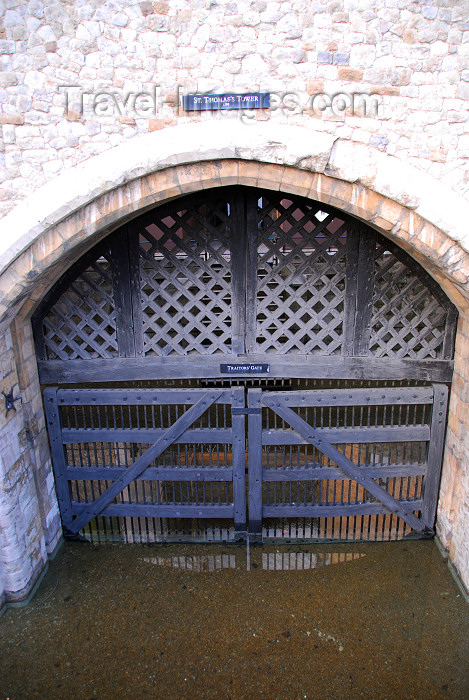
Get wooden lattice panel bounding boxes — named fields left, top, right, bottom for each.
left=42, top=252, right=118, bottom=360
left=138, top=198, right=234, bottom=356
left=254, top=195, right=347, bottom=354
left=370, top=243, right=447, bottom=359
left=33, top=187, right=457, bottom=383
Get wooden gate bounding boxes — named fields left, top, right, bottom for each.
left=43, top=380, right=449, bottom=543
left=248, top=384, right=449, bottom=541
left=33, top=186, right=458, bottom=543
left=44, top=387, right=247, bottom=542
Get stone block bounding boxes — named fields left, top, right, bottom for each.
left=350, top=44, right=376, bottom=68
left=0, top=41, right=15, bottom=55
left=307, top=172, right=335, bottom=206
left=148, top=118, right=173, bottom=131
left=307, top=79, right=325, bottom=95
left=370, top=135, right=389, bottom=150
left=252, top=162, right=281, bottom=191
left=177, top=161, right=224, bottom=191
left=0, top=114, right=24, bottom=125
left=332, top=12, right=349, bottom=23
left=146, top=14, right=169, bottom=31
left=337, top=67, right=363, bottom=82
left=327, top=179, right=357, bottom=212
left=0, top=72, right=17, bottom=87
left=213, top=159, right=239, bottom=186
left=279, top=166, right=315, bottom=199
left=403, top=29, right=416, bottom=44
left=139, top=1, right=154, bottom=16
left=277, top=12, right=302, bottom=38
left=141, top=168, right=182, bottom=205
left=447, top=111, right=467, bottom=123
left=333, top=53, right=350, bottom=65
left=317, top=51, right=333, bottom=64
left=236, top=159, right=263, bottom=187
left=457, top=83, right=469, bottom=101
left=292, top=50, right=306, bottom=64
left=376, top=198, right=406, bottom=229
left=354, top=187, right=383, bottom=221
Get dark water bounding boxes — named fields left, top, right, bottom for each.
left=0, top=540, right=468, bottom=699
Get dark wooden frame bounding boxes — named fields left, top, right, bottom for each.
left=33, top=186, right=457, bottom=385
left=44, top=386, right=247, bottom=538
left=36, top=187, right=456, bottom=543
left=247, top=384, right=449, bottom=540
left=45, top=383, right=449, bottom=543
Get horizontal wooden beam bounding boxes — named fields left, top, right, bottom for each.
left=37, top=355, right=454, bottom=384
left=260, top=386, right=434, bottom=406
left=57, top=387, right=242, bottom=406
left=262, top=500, right=424, bottom=519
left=61, top=427, right=233, bottom=445
left=66, top=466, right=234, bottom=482
left=71, top=502, right=235, bottom=520
left=262, top=464, right=426, bottom=481
left=262, top=425, right=430, bottom=445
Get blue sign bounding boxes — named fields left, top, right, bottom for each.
left=220, top=363, right=270, bottom=374
left=182, top=93, right=270, bottom=111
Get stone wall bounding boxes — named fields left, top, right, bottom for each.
left=438, top=311, right=469, bottom=586
left=1, top=0, right=469, bottom=608
left=0, top=0, right=468, bottom=218
left=0, top=323, right=54, bottom=608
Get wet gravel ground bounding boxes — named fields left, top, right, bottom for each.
left=0, top=539, right=468, bottom=700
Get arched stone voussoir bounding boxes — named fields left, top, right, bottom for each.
left=1, top=121, right=469, bottom=324
left=325, top=139, right=469, bottom=251
left=0, top=122, right=335, bottom=275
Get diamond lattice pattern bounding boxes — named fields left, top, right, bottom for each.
left=254, top=196, right=347, bottom=354
left=139, top=199, right=233, bottom=356
left=370, top=245, right=447, bottom=359
left=43, top=254, right=118, bottom=360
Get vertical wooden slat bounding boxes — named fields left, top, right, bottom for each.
left=353, top=228, right=376, bottom=356
left=231, top=387, right=247, bottom=537
left=244, top=190, right=260, bottom=354
left=343, top=220, right=360, bottom=357
left=248, top=388, right=263, bottom=539
left=43, top=388, right=73, bottom=530
left=127, top=223, right=145, bottom=357
left=422, top=383, right=449, bottom=527
left=344, top=224, right=376, bottom=356
left=443, top=306, right=458, bottom=360
left=230, top=191, right=247, bottom=355
left=31, top=314, right=47, bottom=361
left=111, top=225, right=136, bottom=358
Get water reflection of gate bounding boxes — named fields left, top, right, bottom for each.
left=140, top=551, right=366, bottom=571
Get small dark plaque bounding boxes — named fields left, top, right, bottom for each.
left=220, top=363, right=270, bottom=374
left=182, top=93, right=270, bottom=111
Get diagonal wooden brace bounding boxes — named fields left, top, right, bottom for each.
left=263, top=397, right=430, bottom=534
left=68, top=391, right=223, bottom=534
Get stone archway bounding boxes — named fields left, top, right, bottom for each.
left=1, top=123, right=469, bottom=606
